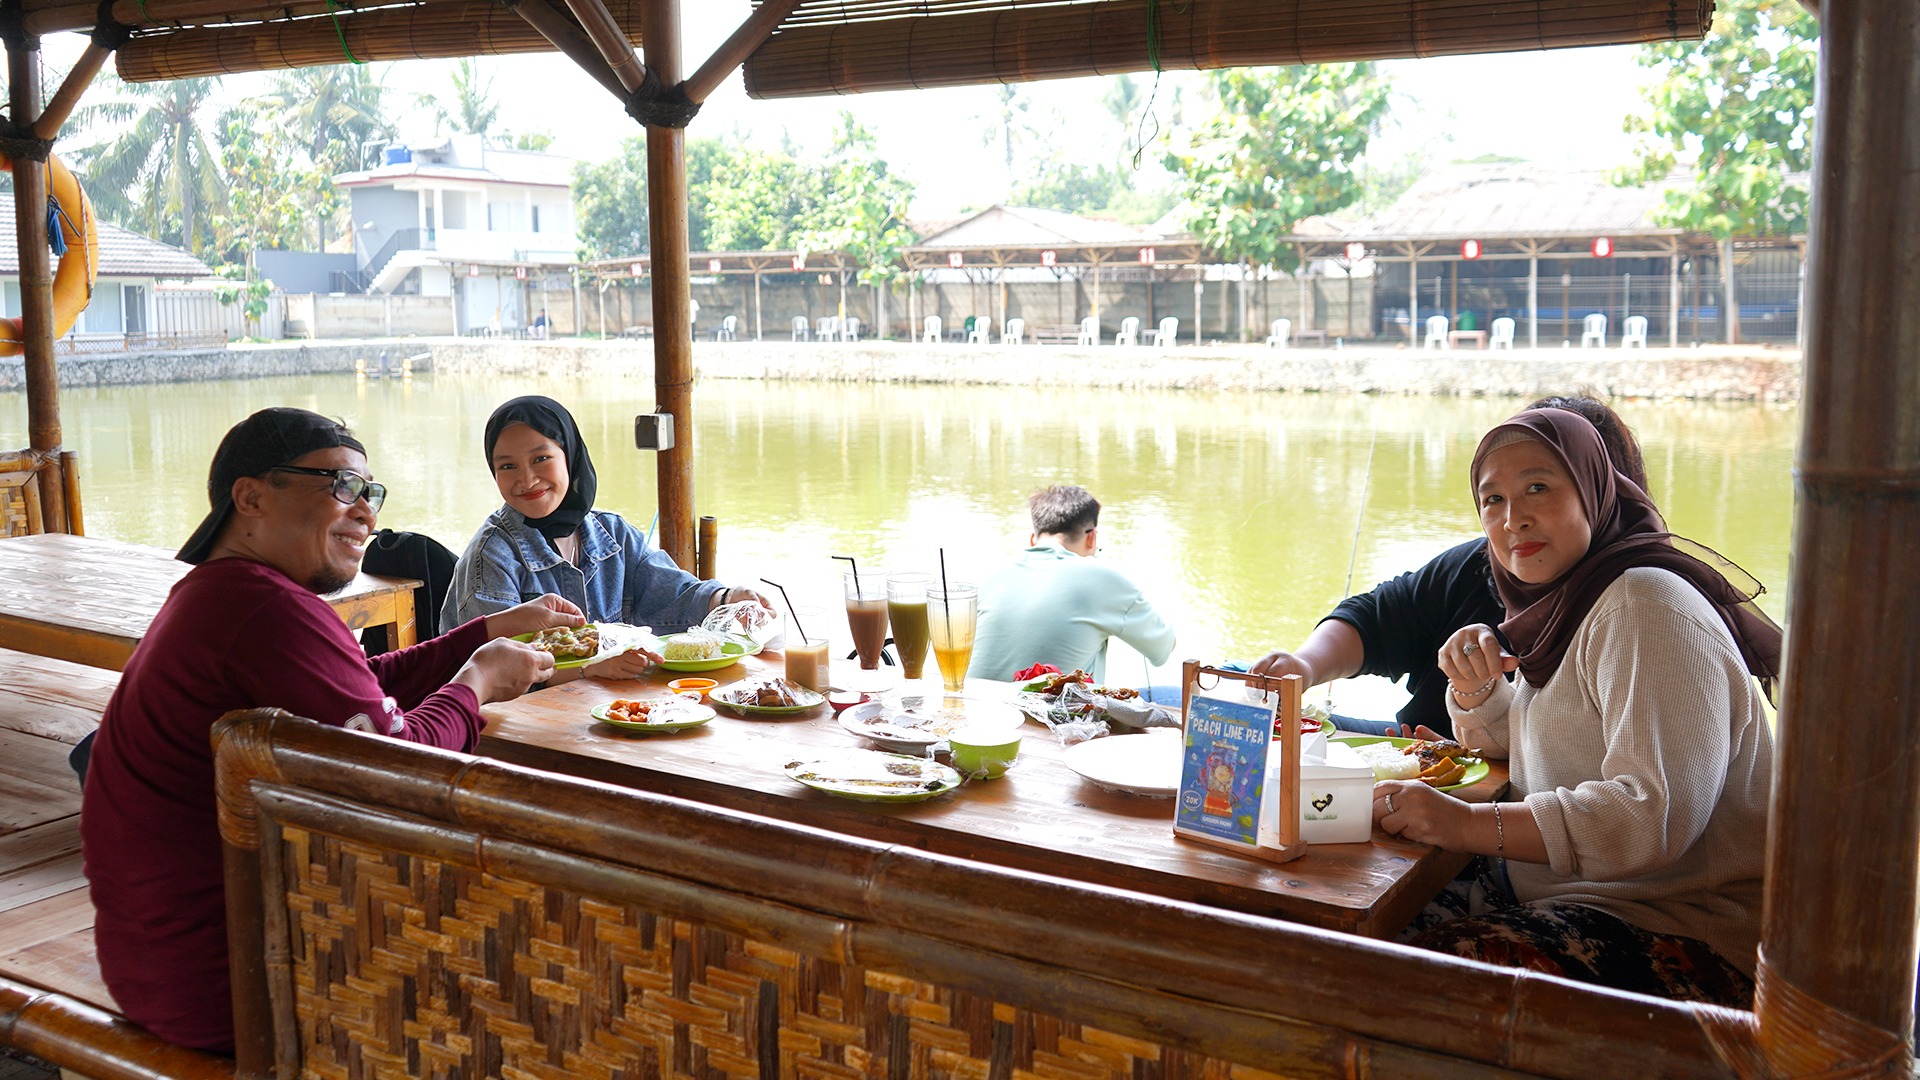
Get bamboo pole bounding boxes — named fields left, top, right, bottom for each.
left=682, top=0, right=801, bottom=105
left=1761, top=0, right=1920, bottom=1068
left=559, top=0, right=644, bottom=92
left=643, top=0, right=695, bottom=571
left=9, top=39, right=69, bottom=534
left=29, top=40, right=109, bottom=140
left=508, top=0, right=630, bottom=101
left=696, top=515, right=716, bottom=580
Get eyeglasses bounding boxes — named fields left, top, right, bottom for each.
left=268, top=466, right=387, bottom=513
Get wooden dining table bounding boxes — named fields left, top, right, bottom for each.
left=0, top=533, right=422, bottom=671
left=479, top=649, right=1509, bottom=940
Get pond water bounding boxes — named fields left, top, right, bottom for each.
left=4, top=374, right=1798, bottom=718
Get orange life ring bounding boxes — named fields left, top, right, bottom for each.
left=0, top=151, right=100, bottom=357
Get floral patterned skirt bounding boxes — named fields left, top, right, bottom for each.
left=1402, top=857, right=1754, bottom=1008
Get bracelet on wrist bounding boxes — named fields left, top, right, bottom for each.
left=1492, top=802, right=1506, bottom=857
left=1450, top=673, right=1501, bottom=704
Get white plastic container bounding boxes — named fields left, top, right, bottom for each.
left=1261, top=741, right=1375, bottom=846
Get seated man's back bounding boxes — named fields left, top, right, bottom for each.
left=966, top=485, right=1174, bottom=682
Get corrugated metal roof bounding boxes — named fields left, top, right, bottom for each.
left=1346, top=164, right=1680, bottom=241
left=0, top=215, right=214, bottom=278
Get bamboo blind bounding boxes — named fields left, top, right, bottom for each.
left=112, top=0, right=645, bottom=81
left=743, top=0, right=1713, bottom=98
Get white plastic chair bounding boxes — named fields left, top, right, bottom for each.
left=817, top=315, right=840, bottom=341
left=1114, top=316, right=1140, bottom=346
left=1489, top=317, right=1515, bottom=350
left=967, top=316, right=992, bottom=345
left=716, top=315, right=737, bottom=342
left=1075, top=316, right=1098, bottom=346
left=841, top=316, right=861, bottom=342
left=1265, top=318, right=1291, bottom=348
left=1152, top=316, right=1180, bottom=347
left=1424, top=315, right=1449, bottom=350
left=922, top=315, right=942, bottom=344
left=1003, top=317, right=1025, bottom=346
left=790, top=315, right=810, bottom=341
left=1581, top=313, right=1608, bottom=348
left=1621, top=315, right=1648, bottom=348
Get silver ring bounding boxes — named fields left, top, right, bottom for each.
left=1385, top=793, right=1397, bottom=814
left=1462, top=643, right=1479, bottom=655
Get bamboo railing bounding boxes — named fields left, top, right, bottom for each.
left=743, top=0, right=1712, bottom=98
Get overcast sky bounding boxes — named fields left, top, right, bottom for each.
left=40, top=5, right=1656, bottom=218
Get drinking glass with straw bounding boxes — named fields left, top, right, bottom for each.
left=927, top=549, right=977, bottom=695
left=835, top=556, right=891, bottom=687
left=763, top=577, right=830, bottom=692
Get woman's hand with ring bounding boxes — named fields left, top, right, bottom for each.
left=1372, top=781, right=1469, bottom=847
left=1439, top=624, right=1517, bottom=691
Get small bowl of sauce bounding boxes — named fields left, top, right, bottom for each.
left=827, top=690, right=871, bottom=714
left=667, top=677, right=719, bottom=701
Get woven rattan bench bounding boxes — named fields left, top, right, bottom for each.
left=201, top=708, right=1738, bottom=1080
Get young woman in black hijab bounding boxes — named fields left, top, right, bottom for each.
left=444, top=396, right=769, bottom=680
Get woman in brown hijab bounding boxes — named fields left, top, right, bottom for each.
left=1372, top=408, right=1781, bottom=1007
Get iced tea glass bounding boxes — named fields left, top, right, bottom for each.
left=843, top=569, right=890, bottom=671
left=927, top=583, right=978, bottom=695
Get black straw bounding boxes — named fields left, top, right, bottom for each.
left=760, top=578, right=806, bottom=644
left=937, top=548, right=952, bottom=637
left=832, top=554, right=862, bottom=593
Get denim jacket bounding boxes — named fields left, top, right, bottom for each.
left=442, top=507, right=723, bottom=633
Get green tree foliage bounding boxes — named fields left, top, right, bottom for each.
left=704, top=148, right=826, bottom=251
left=1618, top=0, right=1817, bottom=237
left=210, top=103, right=333, bottom=263
left=417, top=58, right=501, bottom=138
left=797, top=113, right=914, bottom=290
left=1165, top=63, right=1390, bottom=269
left=572, top=136, right=651, bottom=261
left=68, top=75, right=228, bottom=254
left=259, top=63, right=394, bottom=172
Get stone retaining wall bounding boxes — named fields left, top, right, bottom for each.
left=4, top=338, right=1801, bottom=401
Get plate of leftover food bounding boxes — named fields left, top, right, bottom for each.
left=837, top=697, right=1017, bottom=752
left=655, top=631, right=755, bottom=672
left=1329, top=735, right=1489, bottom=792
left=513, top=624, right=603, bottom=670
left=784, top=749, right=962, bottom=802
left=590, top=697, right=717, bottom=733
left=711, top=676, right=827, bottom=715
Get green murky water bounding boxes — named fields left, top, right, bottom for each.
left=5, top=375, right=1797, bottom=716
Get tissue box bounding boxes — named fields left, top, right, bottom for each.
left=1297, top=741, right=1375, bottom=844
left=1258, top=740, right=1375, bottom=847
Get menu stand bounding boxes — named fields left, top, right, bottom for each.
left=1172, top=661, right=1306, bottom=866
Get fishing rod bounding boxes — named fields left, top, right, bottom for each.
left=1326, top=399, right=1381, bottom=714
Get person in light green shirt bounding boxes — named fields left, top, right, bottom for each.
left=967, top=485, right=1176, bottom=683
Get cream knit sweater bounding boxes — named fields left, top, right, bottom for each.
left=1450, top=567, right=1773, bottom=976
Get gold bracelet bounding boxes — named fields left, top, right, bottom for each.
left=1492, top=802, right=1506, bottom=857
left=1450, top=674, right=1500, bottom=704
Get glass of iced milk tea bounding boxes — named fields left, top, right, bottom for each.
left=843, top=569, right=890, bottom=686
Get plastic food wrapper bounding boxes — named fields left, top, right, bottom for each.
left=1015, top=681, right=1179, bottom=746
left=702, top=601, right=779, bottom=652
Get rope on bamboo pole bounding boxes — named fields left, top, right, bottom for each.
left=0, top=129, right=53, bottom=160
left=322, top=0, right=365, bottom=63
left=89, top=0, right=130, bottom=46
left=624, top=65, right=697, bottom=127
left=1695, top=953, right=1913, bottom=1077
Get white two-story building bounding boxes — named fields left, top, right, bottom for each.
left=333, top=134, right=577, bottom=334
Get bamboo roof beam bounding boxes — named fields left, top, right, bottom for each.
left=559, top=0, right=645, bottom=92
left=641, top=0, right=695, bottom=571
left=113, top=0, right=645, bottom=82
left=682, top=0, right=801, bottom=104
left=30, top=38, right=112, bottom=140
left=743, top=0, right=1711, bottom=98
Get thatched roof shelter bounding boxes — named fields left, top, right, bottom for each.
left=3, top=2, right=1915, bottom=1078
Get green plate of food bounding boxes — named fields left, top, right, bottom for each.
left=655, top=633, right=753, bottom=672
left=512, top=624, right=603, bottom=670
left=590, top=697, right=716, bottom=733
left=784, top=749, right=962, bottom=802
left=1329, top=735, right=1489, bottom=792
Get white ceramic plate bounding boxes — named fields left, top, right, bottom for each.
left=837, top=697, right=1018, bottom=752
left=1062, top=730, right=1184, bottom=798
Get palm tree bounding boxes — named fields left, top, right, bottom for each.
left=415, top=58, right=500, bottom=139
left=260, top=63, right=395, bottom=172
left=69, top=75, right=226, bottom=254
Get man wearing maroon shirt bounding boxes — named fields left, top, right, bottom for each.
left=80, top=408, right=579, bottom=1055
